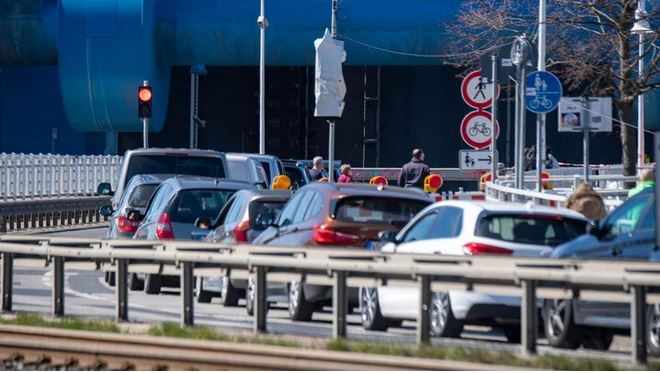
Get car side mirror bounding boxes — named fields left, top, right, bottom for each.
left=195, top=217, right=212, bottom=230
left=99, top=205, right=113, bottom=217
left=126, top=209, right=142, bottom=222
left=378, top=230, right=399, bottom=243
left=97, top=182, right=113, bottom=196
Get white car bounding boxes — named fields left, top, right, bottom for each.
left=361, top=200, right=588, bottom=342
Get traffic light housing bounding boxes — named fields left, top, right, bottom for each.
left=137, top=86, right=153, bottom=119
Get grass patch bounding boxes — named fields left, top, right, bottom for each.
left=327, top=339, right=619, bottom=370
left=0, top=313, right=120, bottom=333
left=148, top=323, right=300, bottom=348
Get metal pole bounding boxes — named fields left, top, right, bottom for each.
left=328, top=120, right=335, bottom=182
left=53, top=256, right=64, bottom=317
left=536, top=0, right=547, bottom=192
left=189, top=70, right=196, bottom=149
left=637, top=32, right=645, bottom=172
left=582, top=98, right=590, bottom=184
left=521, top=280, right=538, bottom=355
left=142, top=80, right=149, bottom=148
left=490, top=54, right=498, bottom=181
left=1, top=253, right=13, bottom=312
left=416, top=275, right=431, bottom=344
left=116, top=258, right=128, bottom=321
left=654, top=132, right=660, bottom=251
left=181, top=262, right=194, bottom=326
left=331, top=0, right=337, bottom=38
left=332, top=271, right=347, bottom=339
left=518, top=64, right=527, bottom=189
left=514, top=74, right=521, bottom=189
left=254, top=266, right=267, bottom=332
left=631, top=285, right=648, bottom=365
left=258, top=0, right=266, bottom=154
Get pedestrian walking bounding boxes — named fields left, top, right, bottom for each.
left=397, top=148, right=430, bottom=189
left=309, top=156, right=327, bottom=181
left=628, top=167, right=655, bottom=197
left=338, top=164, right=353, bottom=183
left=565, top=183, right=606, bottom=221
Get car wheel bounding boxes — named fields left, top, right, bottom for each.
left=543, top=299, right=582, bottom=349
left=502, top=325, right=521, bottom=344
left=648, top=304, right=660, bottom=357
left=430, top=292, right=463, bottom=338
left=144, top=274, right=161, bottom=295
left=288, top=281, right=315, bottom=321
left=220, top=276, right=240, bottom=307
left=196, top=277, right=213, bottom=303
left=581, top=327, right=614, bottom=351
left=360, top=287, right=389, bottom=331
left=128, top=273, right=144, bottom=291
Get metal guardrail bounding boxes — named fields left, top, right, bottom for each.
left=351, top=168, right=483, bottom=183
left=0, top=154, right=122, bottom=199
left=0, top=236, right=658, bottom=364
left=0, top=196, right=110, bottom=233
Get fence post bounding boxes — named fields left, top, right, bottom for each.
left=116, top=259, right=129, bottom=322
left=521, top=279, right=538, bottom=355
left=332, top=270, right=347, bottom=339
left=53, top=256, right=65, bottom=317
left=1, top=253, right=13, bottom=311
left=416, top=274, right=431, bottom=344
left=631, top=285, right=648, bottom=365
left=254, top=266, right=267, bottom=333
left=181, top=262, right=194, bottom=326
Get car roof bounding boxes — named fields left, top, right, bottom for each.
left=125, top=148, right=223, bottom=157
left=233, top=189, right=293, bottom=201
left=431, top=200, right=587, bottom=219
left=125, top=174, right=176, bottom=187
left=162, top=176, right=254, bottom=190
left=301, top=182, right=432, bottom=201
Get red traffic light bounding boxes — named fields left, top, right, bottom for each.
left=138, top=87, right=152, bottom=102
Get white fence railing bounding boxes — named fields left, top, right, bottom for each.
left=0, top=154, right=122, bottom=199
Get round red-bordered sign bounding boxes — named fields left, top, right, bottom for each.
left=460, top=70, right=501, bottom=109
left=460, top=110, right=500, bottom=150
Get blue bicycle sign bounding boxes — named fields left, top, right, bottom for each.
left=525, top=71, right=562, bottom=114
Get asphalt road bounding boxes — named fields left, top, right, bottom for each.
left=6, top=226, right=635, bottom=363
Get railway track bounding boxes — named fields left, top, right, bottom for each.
left=0, top=325, right=525, bottom=370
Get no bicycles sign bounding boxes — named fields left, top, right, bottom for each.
left=460, top=110, right=500, bottom=150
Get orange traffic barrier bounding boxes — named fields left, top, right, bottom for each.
left=369, top=176, right=388, bottom=186
left=271, top=175, right=292, bottom=190
left=424, top=174, right=443, bottom=193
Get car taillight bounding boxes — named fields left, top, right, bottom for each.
left=116, top=215, right=140, bottom=233
left=312, top=224, right=360, bottom=246
left=463, top=242, right=513, bottom=256
left=156, top=213, right=174, bottom=240
left=233, top=220, right=251, bottom=243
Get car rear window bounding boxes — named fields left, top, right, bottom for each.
left=334, top=197, right=429, bottom=227
left=125, top=155, right=225, bottom=187
left=169, top=189, right=237, bottom=224
left=127, top=184, right=158, bottom=208
left=476, top=214, right=586, bottom=247
left=250, top=200, right=287, bottom=230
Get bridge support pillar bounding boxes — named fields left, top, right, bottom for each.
left=332, top=271, right=347, bottom=339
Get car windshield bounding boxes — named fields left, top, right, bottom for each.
left=127, top=184, right=159, bottom=208
left=169, top=189, right=237, bottom=224
left=125, top=155, right=224, bottom=187
left=334, top=197, right=429, bottom=228
left=476, top=214, right=586, bottom=247
left=250, top=200, right=287, bottom=230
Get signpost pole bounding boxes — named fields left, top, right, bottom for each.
left=258, top=0, right=267, bottom=154
left=518, top=63, right=527, bottom=190
left=536, top=0, right=547, bottom=192
left=655, top=132, right=660, bottom=251
left=327, top=0, right=338, bottom=183
left=490, top=54, right=498, bottom=181
left=582, top=98, right=590, bottom=184
left=514, top=73, right=521, bottom=189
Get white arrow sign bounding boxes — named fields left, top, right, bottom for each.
left=459, top=150, right=498, bottom=171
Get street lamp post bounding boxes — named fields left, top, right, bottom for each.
left=258, top=0, right=268, bottom=155
left=631, top=0, right=653, bottom=173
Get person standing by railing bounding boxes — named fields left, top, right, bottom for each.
left=337, top=164, right=353, bottom=183
left=397, top=148, right=429, bottom=189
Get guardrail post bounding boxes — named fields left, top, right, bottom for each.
left=332, top=271, right=347, bottom=339
left=631, top=285, right=647, bottom=365
left=52, top=256, right=65, bottom=317
left=416, top=275, right=431, bottom=344
left=521, top=280, right=537, bottom=355
left=1, top=253, right=13, bottom=311
left=254, top=266, right=267, bottom=333
left=116, top=259, right=128, bottom=322
left=181, top=262, right=194, bottom=326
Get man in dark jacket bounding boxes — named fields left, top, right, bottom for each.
left=397, top=149, right=430, bottom=188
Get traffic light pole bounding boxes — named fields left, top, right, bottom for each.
left=143, top=118, right=149, bottom=148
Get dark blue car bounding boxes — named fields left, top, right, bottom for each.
left=544, top=188, right=659, bottom=355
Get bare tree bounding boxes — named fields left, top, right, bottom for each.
left=446, top=0, right=659, bottom=177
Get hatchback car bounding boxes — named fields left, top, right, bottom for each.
left=365, top=200, right=588, bottom=342
left=101, top=174, right=173, bottom=239
left=249, top=183, right=433, bottom=320
left=543, top=188, right=659, bottom=355
left=194, top=189, right=292, bottom=305
left=132, top=176, right=254, bottom=293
